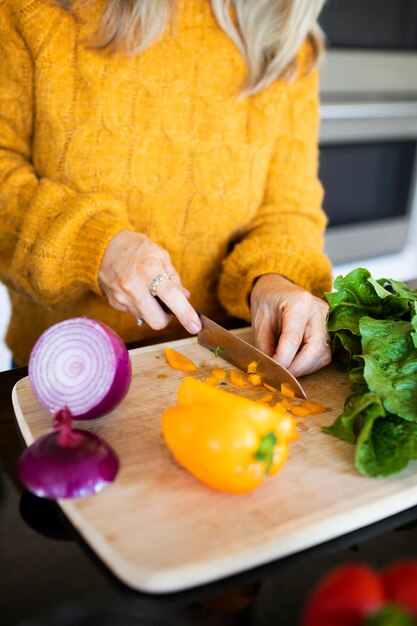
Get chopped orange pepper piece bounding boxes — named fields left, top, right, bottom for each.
left=263, top=382, right=277, bottom=393
left=281, top=383, right=295, bottom=398
left=290, top=405, right=311, bottom=417
left=301, top=400, right=326, bottom=415
left=248, top=373, right=262, bottom=386
left=257, top=393, right=273, bottom=404
left=205, top=376, right=219, bottom=386
left=165, top=347, right=197, bottom=372
left=247, top=361, right=258, bottom=374
left=280, top=398, right=295, bottom=411
left=273, top=402, right=289, bottom=417
left=230, top=370, right=248, bottom=388
left=211, top=368, right=227, bottom=380
left=157, top=373, right=169, bottom=379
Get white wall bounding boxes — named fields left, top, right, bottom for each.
left=332, top=243, right=417, bottom=284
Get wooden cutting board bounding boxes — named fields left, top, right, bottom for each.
left=12, top=329, right=417, bottom=593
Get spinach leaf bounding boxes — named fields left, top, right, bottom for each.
left=356, top=414, right=417, bottom=477
left=331, top=330, right=362, bottom=369
left=412, top=302, right=417, bottom=349
left=325, top=269, right=413, bottom=335
left=323, top=268, right=417, bottom=478
left=326, top=268, right=381, bottom=335
left=375, top=276, right=417, bottom=301
left=348, top=363, right=366, bottom=391
left=360, top=317, right=417, bottom=421
left=323, top=392, right=385, bottom=445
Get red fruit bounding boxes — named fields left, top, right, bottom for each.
left=382, top=561, right=417, bottom=617
left=302, top=564, right=385, bottom=626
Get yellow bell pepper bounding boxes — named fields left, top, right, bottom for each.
left=162, top=378, right=298, bottom=494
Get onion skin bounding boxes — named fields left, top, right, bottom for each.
left=17, top=428, right=120, bottom=499
left=28, top=318, right=132, bottom=420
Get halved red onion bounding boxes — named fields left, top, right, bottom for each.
left=17, top=408, right=119, bottom=499
left=29, top=317, right=132, bottom=420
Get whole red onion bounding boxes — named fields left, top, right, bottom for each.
left=17, top=408, right=119, bottom=499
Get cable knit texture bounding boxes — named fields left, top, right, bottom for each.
left=0, top=0, right=332, bottom=365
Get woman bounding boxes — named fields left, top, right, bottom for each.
left=0, top=0, right=332, bottom=375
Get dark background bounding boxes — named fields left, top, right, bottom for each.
left=318, top=0, right=417, bottom=50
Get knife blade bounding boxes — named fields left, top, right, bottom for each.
left=198, top=314, right=307, bottom=399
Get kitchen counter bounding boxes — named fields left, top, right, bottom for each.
left=1, top=296, right=417, bottom=626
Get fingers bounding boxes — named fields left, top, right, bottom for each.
left=152, top=274, right=202, bottom=334
left=99, top=230, right=199, bottom=333
left=286, top=319, right=331, bottom=377
left=135, top=289, right=172, bottom=330
left=288, top=340, right=332, bottom=377
left=274, top=298, right=331, bottom=376
left=250, top=273, right=331, bottom=377
left=273, top=296, right=310, bottom=368
left=252, top=307, right=278, bottom=357
left=127, top=260, right=199, bottom=333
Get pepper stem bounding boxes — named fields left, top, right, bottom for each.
left=254, top=432, right=277, bottom=474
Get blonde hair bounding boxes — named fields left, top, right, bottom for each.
left=61, top=0, right=326, bottom=94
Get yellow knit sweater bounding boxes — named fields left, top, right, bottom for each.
left=0, top=0, right=332, bottom=365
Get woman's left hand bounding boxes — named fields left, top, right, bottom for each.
left=250, top=274, right=331, bottom=377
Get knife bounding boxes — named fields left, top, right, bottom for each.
left=155, top=297, right=306, bottom=398
left=197, top=314, right=307, bottom=399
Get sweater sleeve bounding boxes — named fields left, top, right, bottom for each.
left=0, top=2, right=132, bottom=307
left=218, top=52, right=332, bottom=322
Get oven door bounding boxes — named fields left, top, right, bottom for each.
left=318, top=0, right=417, bottom=96
left=319, top=99, right=417, bottom=264
left=319, top=0, right=417, bottom=51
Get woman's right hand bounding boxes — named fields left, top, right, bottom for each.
left=98, top=229, right=202, bottom=334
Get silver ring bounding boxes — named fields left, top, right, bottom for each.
left=136, top=317, right=144, bottom=326
left=149, top=273, right=170, bottom=296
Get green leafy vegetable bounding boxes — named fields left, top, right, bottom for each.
left=360, top=317, right=417, bottom=421
left=326, top=269, right=411, bottom=335
left=365, top=604, right=415, bottom=626
left=323, top=392, right=385, bottom=445
left=214, top=346, right=223, bottom=358
left=324, top=268, right=417, bottom=477
left=356, top=415, right=417, bottom=478
left=412, top=302, right=417, bottom=349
